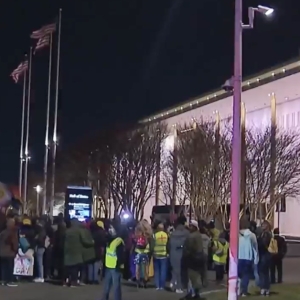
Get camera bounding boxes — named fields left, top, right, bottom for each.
left=222, top=77, right=234, bottom=92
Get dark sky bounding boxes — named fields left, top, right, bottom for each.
left=0, top=0, right=299, bottom=184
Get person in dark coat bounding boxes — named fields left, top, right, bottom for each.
left=33, top=219, right=47, bottom=282
left=257, top=220, right=272, bottom=296
left=64, top=219, right=85, bottom=286
left=169, top=216, right=189, bottom=293
left=79, top=221, right=95, bottom=284
left=0, top=218, right=19, bottom=286
left=53, top=221, right=66, bottom=281
left=88, top=220, right=106, bottom=283
left=270, top=228, right=287, bottom=284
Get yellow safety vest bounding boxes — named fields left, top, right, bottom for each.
left=135, top=243, right=150, bottom=254
left=105, top=237, right=124, bottom=269
left=154, top=231, right=168, bottom=257
left=212, top=240, right=229, bottom=264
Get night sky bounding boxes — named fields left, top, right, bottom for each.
left=1, top=0, right=299, bottom=184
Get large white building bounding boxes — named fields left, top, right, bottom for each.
left=140, top=57, right=300, bottom=237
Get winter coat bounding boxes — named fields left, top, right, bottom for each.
left=80, top=226, right=96, bottom=263
left=257, top=231, right=272, bottom=255
left=64, top=220, right=85, bottom=266
left=169, top=224, right=189, bottom=267
left=183, top=230, right=204, bottom=270
left=35, top=225, right=47, bottom=249
left=91, top=227, right=106, bottom=261
left=0, top=227, right=18, bottom=258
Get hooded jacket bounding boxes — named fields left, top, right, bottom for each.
left=238, top=229, right=259, bottom=264
left=169, top=224, right=189, bottom=266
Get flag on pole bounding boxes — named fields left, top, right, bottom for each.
left=30, top=23, right=56, bottom=39
left=34, top=35, right=50, bottom=53
left=0, top=182, right=12, bottom=208
left=10, top=61, right=28, bottom=83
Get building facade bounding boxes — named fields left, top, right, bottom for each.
left=141, top=58, right=300, bottom=237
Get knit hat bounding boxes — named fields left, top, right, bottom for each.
left=96, top=220, right=104, bottom=229
left=190, top=220, right=199, bottom=229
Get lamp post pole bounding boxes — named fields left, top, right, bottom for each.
left=228, top=1, right=242, bottom=299
left=35, top=185, right=42, bottom=216
left=228, top=3, right=274, bottom=299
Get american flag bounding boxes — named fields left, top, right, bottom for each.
left=34, top=35, right=50, bottom=53
left=10, top=61, right=28, bottom=83
left=30, top=23, right=56, bottom=39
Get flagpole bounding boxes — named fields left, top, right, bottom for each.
left=50, top=8, right=62, bottom=217
left=23, top=47, right=33, bottom=213
left=19, top=57, right=27, bottom=199
left=42, top=33, right=53, bottom=215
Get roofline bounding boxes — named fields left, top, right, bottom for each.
left=139, top=56, right=300, bottom=124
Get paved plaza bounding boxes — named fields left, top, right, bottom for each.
left=1, top=258, right=299, bottom=300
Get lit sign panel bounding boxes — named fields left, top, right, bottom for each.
left=65, top=186, right=92, bottom=222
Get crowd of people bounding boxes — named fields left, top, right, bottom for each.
left=0, top=211, right=287, bottom=299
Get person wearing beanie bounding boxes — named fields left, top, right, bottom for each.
left=181, top=220, right=204, bottom=299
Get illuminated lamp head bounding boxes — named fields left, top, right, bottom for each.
left=121, top=211, right=131, bottom=221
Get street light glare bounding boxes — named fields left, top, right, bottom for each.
left=258, top=5, right=274, bottom=16
left=35, top=185, right=42, bottom=193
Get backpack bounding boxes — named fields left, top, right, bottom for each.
left=136, top=236, right=147, bottom=249
left=268, top=236, right=278, bottom=254
left=19, top=236, right=30, bottom=253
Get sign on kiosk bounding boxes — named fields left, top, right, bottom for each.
left=65, top=186, right=92, bottom=221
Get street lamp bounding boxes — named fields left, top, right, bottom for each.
left=228, top=2, right=273, bottom=300
left=34, top=185, right=42, bottom=216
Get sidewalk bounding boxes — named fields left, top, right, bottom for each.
left=1, top=258, right=297, bottom=300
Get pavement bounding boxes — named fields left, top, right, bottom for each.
left=1, top=258, right=299, bottom=300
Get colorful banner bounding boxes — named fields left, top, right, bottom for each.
left=0, top=182, right=11, bottom=207
left=13, top=253, right=34, bottom=277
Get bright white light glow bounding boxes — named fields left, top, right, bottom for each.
left=258, top=5, right=274, bottom=16
left=123, top=213, right=129, bottom=219
left=35, top=185, right=42, bottom=193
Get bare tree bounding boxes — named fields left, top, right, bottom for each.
left=175, top=121, right=231, bottom=222
left=245, top=127, right=300, bottom=220
left=160, top=152, right=189, bottom=206
left=88, top=146, right=114, bottom=218
left=109, top=123, right=167, bottom=219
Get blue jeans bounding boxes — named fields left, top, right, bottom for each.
left=36, top=248, right=45, bottom=279
left=88, top=261, right=101, bottom=282
left=253, top=264, right=260, bottom=287
left=102, top=268, right=122, bottom=300
left=153, top=258, right=168, bottom=289
left=259, top=253, right=271, bottom=290
left=238, top=259, right=253, bottom=294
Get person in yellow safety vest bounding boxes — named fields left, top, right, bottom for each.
left=208, top=220, right=220, bottom=241
left=153, top=223, right=169, bottom=290
left=212, top=232, right=229, bottom=284
left=101, top=225, right=125, bottom=300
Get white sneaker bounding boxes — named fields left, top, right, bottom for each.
left=176, top=289, right=184, bottom=294
left=34, top=278, right=44, bottom=283
left=6, top=282, right=18, bottom=287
